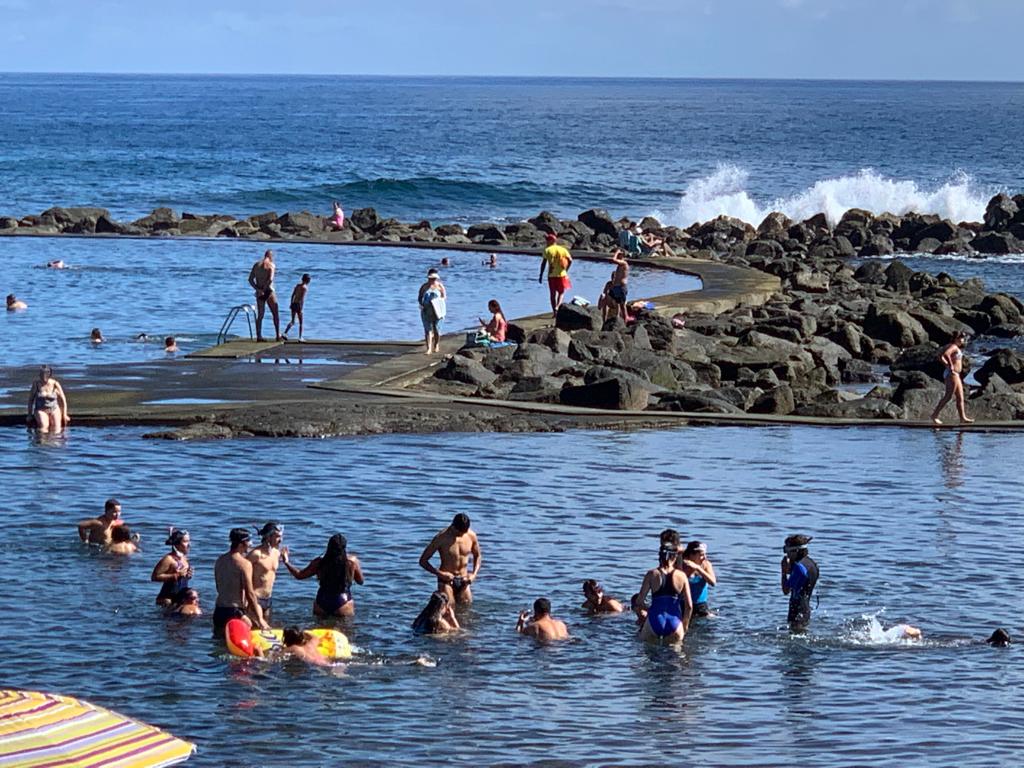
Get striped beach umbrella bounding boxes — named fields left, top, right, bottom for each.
left=0, top=689, right=195, bottom=767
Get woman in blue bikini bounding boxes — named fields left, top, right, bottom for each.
left=636, top=545, right=692, bottom=644
left=283, top=533, right=364, bottom=618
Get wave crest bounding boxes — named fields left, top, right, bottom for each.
left=657, top=166, right=991, bottom=228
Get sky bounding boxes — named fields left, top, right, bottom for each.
left=2, top=0, right=1023, bottom=81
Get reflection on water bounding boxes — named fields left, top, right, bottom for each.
left=937, top=430, right=967, bottom=489
left=0, top=426, right=1021, bottom=766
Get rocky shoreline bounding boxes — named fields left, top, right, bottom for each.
left=6, top=195, right=1024, bottom=426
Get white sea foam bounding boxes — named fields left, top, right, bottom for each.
left=656, top=165, right=992, bottom=228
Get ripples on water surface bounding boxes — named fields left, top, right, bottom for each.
left=0, top=237, right=698, bottom=367
left=1, top=427, right=1021, bottom=766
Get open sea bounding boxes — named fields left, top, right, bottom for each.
left=1, top=75, right=1023, bottom=767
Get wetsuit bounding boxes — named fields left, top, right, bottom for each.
left=157, top=552, right=190, bottom=605
left=648, top=570, right=683, bottom=637
left=687, top=572, right=710, bottom=618
left=785, top=555, right=819, bottom=630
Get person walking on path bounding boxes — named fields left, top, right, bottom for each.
left=418, top=268, right=447, bottom=355
left=781, top=534, right=818, bottom=632
left=538, top=232, right=573, bottom=317
left=282, top=273, right=311, bottom=341
left=931, top=331, right=974, bottom=425
left=247, top=249, right=281, bottom=342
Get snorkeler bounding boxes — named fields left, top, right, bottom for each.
left=151, top=528, right=193, bottom=606
left=247, top=521, right=284, bottom=622
left=283, top=533, right=364, bottom=618
left=77, top=498, right=123, bottom=546
left=636, top=545, right=692, bottom=644
left=516, top=598, right=569, bottom=641
left=581, top=580, right=624, bottom=614
left=418, top=513, right=481, bottom=605
left=412, top=591, right=461, bottom=635
left=679, top=541, right=717, bottom=618
left=781, top=534, right=818, bottom=632
left=282, top=627, right=332, bottom=667
left=213, top=528, right=269, bottom=637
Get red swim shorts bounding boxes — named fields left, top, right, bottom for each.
left=548, top=276, right=572, bottom=294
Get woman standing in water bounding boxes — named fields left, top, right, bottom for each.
left=283, top=533, right=364, bottom=618
left=635, top=545, right=692, bottom=644
left=679, top=541, right=717, bottom=618
left=412, top=591, right=460, bottom=634
left=26, top=365, right=69, bottom=432
left=931, top=331, right=974, bottom=425
left=151, top=529, right=193, bottom=606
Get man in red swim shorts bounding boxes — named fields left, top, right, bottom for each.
left=538, top=232, right=574, bottom=316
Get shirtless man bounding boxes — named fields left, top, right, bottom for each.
left=609, top=249, right=630, bottom=321
left=77, top=498, right=124, bottom=546
left=516, top=598, right=570, bottom=641
left=213, top=528, right=269, bottom=638
left=247, top=522, right=284, bottom=622
left=247, top=249, right=281, bottom=342
left=419, top=513, right=481, bottom=605
left=282, top=273, right=311, bottom=341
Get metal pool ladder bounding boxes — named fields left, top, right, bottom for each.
left=217, top=304, right=257, bottom=345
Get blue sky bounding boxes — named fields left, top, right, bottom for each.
left=2, top=0, right=1022, bottom=80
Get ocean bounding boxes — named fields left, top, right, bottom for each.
left=1, top=75, right=1023, bottom=768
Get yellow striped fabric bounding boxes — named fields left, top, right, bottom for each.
left=0, top=690, right=195, bottom=767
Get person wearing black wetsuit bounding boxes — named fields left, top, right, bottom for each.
left=781, top=534, right=818, bottom=631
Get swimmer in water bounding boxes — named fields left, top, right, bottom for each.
left=419, top=513, right=481, bottom=605
left=164, top=336, right=178, bottom=353
left=174, top=589, right=202, bottom=617
left=679, top=540, right=717, bottom=618
left=247, top=521, right=284, bottom=622
left=636, top=545, right=692, bottom=644
left=106, top=525, right=138, bottom=555
left=151, top=528, right=193, bottom=606
left=90, top=328, right=104, bottom=344
left=516, top=598, right=570, bottom=641
left=581, top=579, right=624, bottom=614
left=213, top=528, right=269, bottom=637
left=283, top=533, right=364, bottom=618
left=136, top=333, right=150, bottom=342
left=987, top=628, right=1011, bottom=647
left=781, top=534, right=818, bottom=632
left=412, top=591, right=461, bottom=635
left=46, top=260, right=66, bottom=269
left=440, top=257, right=451, bottom=267
left=7, top=293, right=27, bottom=311
left=282, top=626, right=332, bottom=667
left=77, top=498, right=123, bottom=546
left=484, top=253, right=498, bottom=268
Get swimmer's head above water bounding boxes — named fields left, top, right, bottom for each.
left=987, top=628, right=1011, bottom=647
left=104, top=498, right=121, bottom=519
left=282, top=626, right=310, bottom=647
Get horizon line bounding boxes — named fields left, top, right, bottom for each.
left=0, top=71, right=1022, bottom=85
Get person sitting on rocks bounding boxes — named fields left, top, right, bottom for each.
left=330, top=201, right=345, bottom=231
left=478, top=299, right=507, bottom=343
left=931, top=331, right=973, bottom=425
left=7, top=293, right=27, bottom=311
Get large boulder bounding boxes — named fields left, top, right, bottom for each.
left=794, top=398, right=904, bottom=420
left=907, top=309, right=973, bottom=344
left=555, top=303, right=602, bottom=332
left=862, top=304, right=930, bottom=347
left=276, top=211, right=325, bottom=234
left=983, top=193, right=1018, bottom=231
left=979, top=293, right=1024, bottom=326
left=912, top=219, right=957, bottom=247
left=466, top=223, right=507, bottom=244
left=750, top=385, right=795, bottom=415
left=859, top=234, right=894, bottom=257
left=612, top=349, right=678, bottom=389
left=526, top=327, right=571, bottom=356
left=890, top=343, right=944, bottom=380
left=654, top=390, right=744, bottom=414
left=577, top=209, right=617, bottom=238
left=350, top=208, right=380, bottom=232
left=975, top=349, right=1024, bottom=386
left=560, top=375, right=648, bottom=411
left=971, top=232, right=1021, bottom=255
left=133, top=207, right=179, bottom=231
left=434, top=356, right=498, bottom=389
left=528, top=211, right=562, bottom=234
left=884, top=260, right=914, bottom=293
left=807, top=337, right=852, bottom=383
left=853, top=260, right=887, bottom=285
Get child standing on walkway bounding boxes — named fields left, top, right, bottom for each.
left=283, top=273, right=312, bottom=341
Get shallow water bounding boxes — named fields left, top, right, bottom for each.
left=1, top=426, right=1021, bottom=767
left=0, top=237, right=698, bottom=367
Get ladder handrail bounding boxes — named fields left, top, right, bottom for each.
left=217, top=304, right=257, bottom=345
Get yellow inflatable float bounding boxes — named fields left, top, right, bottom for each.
left=225, top=618, right=352, bottom=660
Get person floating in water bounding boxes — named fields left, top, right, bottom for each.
left=483, top=253, right=498, bottom=268
left=46, top=259, right=66, bottom=269
left=987, top=628, right=1011, bottom=647
left=27, top=365, right=69, bottom=432
left=412, top=591, right=461, bottom=635
left=282, top=273, right=311, bottom=341
left=538, top=232, right=573, bottom=317
left=174, top=589, right=203, bottom=617
left=213, top=528, right=269, bottom=637
left=152, top=528, right=193, bottom=607
left=77, top=498, right=123, bottom=546
left=419, top=513, right=481, bottom=605
left=164, top=336, right=178, bottom=353
left=636, top=545, right=692, bottom=644
left=931, top=331, right=973, bottom=425
left=282, top=627, right=332, bottom=666
left=6, top=293, right=27, bottom=311
left=679, top=540, right=717, bottom=618
left=90, top=328, right=104, bottom=344
left=581, top=580, right=624, bottom=614
left=516, top=598, right=569, bottom=641
left=247, top=249, right=281, bottom=342
left=283, top=533, right=364, bottom=618
left=781, top=534, right=818, bottom=632
left=248, top=522, right=284, bottom=623
left=106, top=525, right=138, bottom=555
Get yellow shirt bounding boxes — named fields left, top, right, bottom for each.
left=543, top=245, right=572, bottom=278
